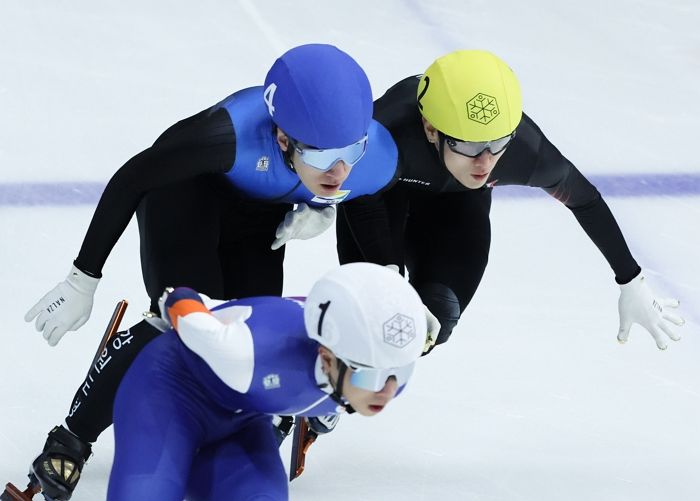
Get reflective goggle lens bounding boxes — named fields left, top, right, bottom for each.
left=292, top=135, right=368, bottom=171
left=444, top=131, right=515, bottom=158
left=346, top=361, right=415, bottom=392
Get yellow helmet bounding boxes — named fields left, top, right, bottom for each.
left=418, top=50, right=522, bottom=142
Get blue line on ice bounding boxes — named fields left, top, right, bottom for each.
left=1, top=174, right=699, bottom=206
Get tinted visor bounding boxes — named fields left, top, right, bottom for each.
left=345, top=360, right=415, bottom=392
left=444, top=131, right=515, bottom=158
left=291, top=135, right=368, bottom=172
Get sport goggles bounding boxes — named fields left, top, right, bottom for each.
left=290, top=134, right=368, bottom=172
left=343, top=359, right=416, bottom=392
left=443, top=131, right=516, bottom=158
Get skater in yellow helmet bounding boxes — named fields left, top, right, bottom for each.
left=337, top=49, right=684, bottom=352
left=415, top=50, right=523, bottom=189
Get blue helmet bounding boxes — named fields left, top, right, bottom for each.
left=263, top=44, right=372, bottom=149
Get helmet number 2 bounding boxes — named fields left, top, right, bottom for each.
left=263, top=83, right=277, bottom=116
left=417, top=75, right=430, bottom=111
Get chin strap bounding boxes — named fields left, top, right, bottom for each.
left=435, top=132, right=449, bottom=169
left=323, top=359, right=356, bottom=415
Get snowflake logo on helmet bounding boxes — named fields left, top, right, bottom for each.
left=466, top=93, right=500, bottom=125
left=382, top=314, right=416, bottom=348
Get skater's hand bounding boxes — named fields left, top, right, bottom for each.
left=617, top=271, right=684, bottom=350
left=271, top=203, right=335, bottom=250
left=423, top=304, right=441, bottom=353
left=25, top=265, right=100, bottom=346
left=157, top=287, right=175, bottom=327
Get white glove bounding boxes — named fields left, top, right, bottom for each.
left=384, top=264, right=441, bottom=353
left=423, top=304, right=441, bottom=353
left=617, top=272, right=685, bottom=350
left=25, top=264, right=100, bottom=346
left=157, top=287, right=176, bottom=328
left=271, top=203, right=336, bottom=250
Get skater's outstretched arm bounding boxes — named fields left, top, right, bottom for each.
left=25, top=108, right=235, bottom=346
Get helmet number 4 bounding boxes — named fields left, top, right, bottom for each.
left=264, top=83, right=277, bottom=116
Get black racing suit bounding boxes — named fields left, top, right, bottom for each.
left=337, top=76, right=640, bottom=348
left=65, top=107, right=291, bottom=442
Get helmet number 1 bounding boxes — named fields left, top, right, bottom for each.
left=264, top=83, right=277, bottom=116
left=317, top=301, right=331, bottom=337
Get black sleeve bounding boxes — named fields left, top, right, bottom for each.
left=338, top=193, right=396, bottom=266
left=73, top=107, right=236, bottom=277
left=569, top=196, right=641, bottom=283
left=497, top=113, right=640, bottom=283
left=337, top=168, right=402, bottom=266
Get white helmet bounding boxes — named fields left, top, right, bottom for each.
left=304, top=263, right=426, bottom=370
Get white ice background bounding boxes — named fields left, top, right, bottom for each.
left=1, top=1, right=699, bottom=500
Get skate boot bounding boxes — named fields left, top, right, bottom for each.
left=272, top=415, right=295, bottom=446
left=307, top=414, right=339, bottom=435
left=30, top=425, right=92, bottom=501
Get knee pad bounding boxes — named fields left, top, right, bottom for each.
left=414, top=282, right=461, bottom=348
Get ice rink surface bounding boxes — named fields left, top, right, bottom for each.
left=1, top=1, right=699, bottom=500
